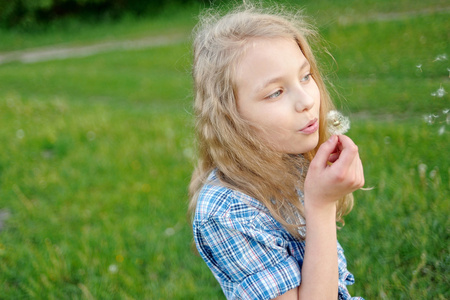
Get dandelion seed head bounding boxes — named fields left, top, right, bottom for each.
left=183, top=147, right=194, bottom=160
left=429, top=169, right=437, bottom=179
left=326, top=110, right=350, bottom=135
left=86, top=131, right=96, bottom=141
left=108, top=264, right=118, bottom=274
left=418, top=163, right=427, bottom=179
left=41, top=150, right=53, bottom=159
left=16, top=129, right=24, bottom=139
left=164, top=227, right=175, bottom=236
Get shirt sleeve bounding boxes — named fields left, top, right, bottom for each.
left=337, top=241, right=365, bottom=300
left=196, top=211, right=301, bottom=300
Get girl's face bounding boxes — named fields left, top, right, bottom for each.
left=235, top=37, right=321, bottom=154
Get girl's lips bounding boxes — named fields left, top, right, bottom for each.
left=299, top=119, right=319, bottom=134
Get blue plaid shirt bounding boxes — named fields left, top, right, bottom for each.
left=193, top=170, right=364, bottom=300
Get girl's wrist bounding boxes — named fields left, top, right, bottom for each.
left=304, top=199, right=337, bottom=222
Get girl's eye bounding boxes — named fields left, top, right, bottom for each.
left=267, top=90, right=282, bottom=99
left=301, top=73, right=312, bottom=82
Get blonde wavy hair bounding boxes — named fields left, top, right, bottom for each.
left=189, top=3, right=353, bottom=239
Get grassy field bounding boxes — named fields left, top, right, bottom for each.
left=0, top=0, right=449, bottom=299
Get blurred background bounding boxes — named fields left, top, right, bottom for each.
left=0, top=0, right=448, bottom=298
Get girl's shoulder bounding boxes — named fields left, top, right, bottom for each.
left=194, top=169, right=277, bottom=230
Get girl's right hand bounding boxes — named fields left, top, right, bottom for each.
left=304, top=135, right=364, bottom=211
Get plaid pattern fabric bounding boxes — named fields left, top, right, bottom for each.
left=193, top=170, right=364, bottom=300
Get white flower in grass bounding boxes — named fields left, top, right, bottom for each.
left=327, top=110, right=350, bottom=135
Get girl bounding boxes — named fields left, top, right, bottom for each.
left=189, top=3, right=365, bottom=299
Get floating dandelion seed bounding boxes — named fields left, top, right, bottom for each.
left=416, top=64, right=422, bottom=72
left=424, top=114, right=439, bottom=125
left=438, top=126, right=445, bottom=135
left=433, top=54, right=448, bottom=62
left=448, top=68, right=450, bottom=78
left=437, top=86, right=446, bottom=97
left=431, top=85, right=446, bottom=98
left=443, top=109, right=449, bottom=114
left=327, top=110, right=350, bottom=135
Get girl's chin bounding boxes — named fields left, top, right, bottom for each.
left=268, top=133, right=320, bottom=154
left=283, top=142, right=319, bottom=155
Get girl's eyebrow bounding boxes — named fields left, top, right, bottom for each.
left=255, top=59, right=311, bottom=93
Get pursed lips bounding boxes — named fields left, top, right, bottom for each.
left=298, top=118, right=318, bottom=134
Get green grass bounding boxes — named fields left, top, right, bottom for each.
left=0, top=0, right=449, bottom=299
left=343, top=119, right=449, bottom=299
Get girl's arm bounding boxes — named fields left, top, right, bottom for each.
left=275, top=135, right=365, bottom=300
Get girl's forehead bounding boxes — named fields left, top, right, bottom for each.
left=235, top=36, right=300, bottom=70
left=238, top=37, right=304, bottom=67
left=233, top=37, right=309, bottom=93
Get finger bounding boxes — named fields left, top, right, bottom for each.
left=312, top=135, right=339, bottom=168
left=357, top=156, right=365, bottom=187
left=328, top=145, right=342, bottom=163
left=351, top=149, right=364, bottom=182
left=349, top=154, right=364, bottom=188
left=332, top=135, right=359, bottom=169
left=328, top=152, right=340, bottom=163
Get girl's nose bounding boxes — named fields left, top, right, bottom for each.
left=294, top=86, right=315, bottom=112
